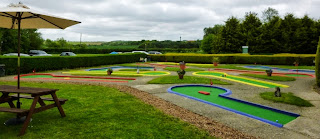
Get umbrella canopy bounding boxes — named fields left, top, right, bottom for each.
left=0, top=3, right=80, bottom=29
left=0, top=2, right=80, bottom=110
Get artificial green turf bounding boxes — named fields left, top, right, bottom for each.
left=172, top=86, right=298, bottom=125
left=260, top=92, right=314, bottom=107
left=240, top=74, right=296, bottom=81
left=284, top=74, right=311, bottom=77
left=196, top=72, right=285, bottom=88
left=0, top=81, right=214, bottom=138
left=164, top=67, right=204, bottom=72
left=147, top=76, right=231, bottom=85
left=118, top=69, right=150, bottom=71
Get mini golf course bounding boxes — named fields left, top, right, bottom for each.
left=193, top=71, right=289, bottom=88
left=86, top=66, right=154, bottom=71
left=63, top=70, right=170, bottom=76
left=244, top=65, right=315, bottom=73
left=167, top=85, right=299, bottom=127
left=213, top=68, right=315, bottom=78
left=17, top=73, right=136, bottom=83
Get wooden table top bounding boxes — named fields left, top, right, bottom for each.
left=0, top=85, right=59, bottom=95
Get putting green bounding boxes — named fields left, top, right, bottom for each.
left=63, top=70, right=170, bottom=76
left=284, top=74, right=311, bottom=77
left=193, top=71, right=288, bottom=88
left=171, top=86, right=298, bottom=125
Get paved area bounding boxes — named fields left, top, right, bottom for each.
left=1, top=66, right=319, bottom=139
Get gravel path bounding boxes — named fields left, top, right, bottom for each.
left=1, top=66, right=320, bottom=139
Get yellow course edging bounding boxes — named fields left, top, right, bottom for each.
left=193, top=71, right=289, bottom=88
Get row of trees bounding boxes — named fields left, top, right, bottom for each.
left=201, top=8, right=320, bottom=54
left=0, top=28, right=43, bottom=54
left=138, top=40, right=201, bottom=49
left=45, top=38, right=87, bottom=49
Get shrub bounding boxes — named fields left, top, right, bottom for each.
left=150, top=53, right=315, bottom=65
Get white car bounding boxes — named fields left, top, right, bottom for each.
left=132, top=51, right=149, bottom=54
left=29, top=50, right=52, bottom=56
left=3, top=53, right=30, bottom=56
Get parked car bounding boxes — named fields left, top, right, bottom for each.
left=29, top=50, right=52, bottom=56
left=60, top=52, right=76, bottom=56
left=109, top=51, right=119, bottom=54
left=148, top=51, right=162, bottom=54
left=3, top=53, right=30, bottom=56
left=132, top=51, right=149, bottom=54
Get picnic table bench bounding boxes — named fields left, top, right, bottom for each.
left=0, top=85, right=67, bottom=136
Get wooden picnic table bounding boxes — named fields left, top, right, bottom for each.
left=0, top=85, right=67, bottom=136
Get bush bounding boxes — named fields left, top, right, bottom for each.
left=0, top=53, right=145, bottom=75
left=150, top=53, right=315, bottom=65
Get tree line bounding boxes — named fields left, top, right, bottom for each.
left=138, top=40, right=200, bottom=49
left=0, top=28, right=43, bottom=54
left=201, top=8, right=320, bottom=54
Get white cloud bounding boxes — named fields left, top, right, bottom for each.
left=1, top=0, right=320, bottom=41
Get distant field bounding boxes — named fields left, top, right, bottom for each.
left=87, top=45, right=140, bottom=49
left=68, top=42, right=104, bottom=45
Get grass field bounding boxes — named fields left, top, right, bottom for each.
left=0, top=81, right=214, bottom=138
left=240, top=74, right=296, bottom=81
left=87, top=45, right=140, bottom=49
left=260, top=92, right=313, bottom=107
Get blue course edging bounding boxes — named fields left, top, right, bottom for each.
left=167, top=84, right=300, bottom=127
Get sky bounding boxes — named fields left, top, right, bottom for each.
left=1, top=0, right=320, bottom=42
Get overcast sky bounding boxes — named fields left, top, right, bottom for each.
left=1, top=0, right=320, bottom=41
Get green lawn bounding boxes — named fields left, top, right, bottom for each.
left=118, top=69, right=151, bottom=71
left=164, top=67, right=204, bottom=72
left=240, top=74, right=296, bottom=81
left=260, top=92, right=313, bottom=107
left=148, top=76, right=231, bottom=85
left=0, top=81, right=214, bottom=138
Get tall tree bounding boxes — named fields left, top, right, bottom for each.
left=280, top=13, right=299, bottom=53
left=220, top=16, right=244, bottom=53
left=294, top=15, right=318, bottom=53
left=203, top=24, right=224, bottom=37
left=262, top=7, right=279, bottom=23
left=260, top=16, right=282, bottom=53
left=241, top=12, right=262, bottom=53
left=201, top=34, right=214, bottom=53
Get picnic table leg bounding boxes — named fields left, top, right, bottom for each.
left=19, top=96, right=39, bottom=136
left=51, top=92, right=66, bottom=117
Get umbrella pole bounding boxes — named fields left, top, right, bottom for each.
left=17, top=14, right=21, bottom=109
left=5, top=13, right=26, bottom=125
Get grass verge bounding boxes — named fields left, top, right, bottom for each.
left=260, top=92, right=313, bottom=107
left=0, top=81, right=214, bottom=138
left=240, top=74, right=296, bottom=81
left=148, top=75, right=231, bottom=85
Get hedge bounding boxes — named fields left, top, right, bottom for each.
left=43, top=48, right=199, bottom=54
left=0, top=53, right=145, bottom=75
left=150, top=53, right=315, bottom=66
